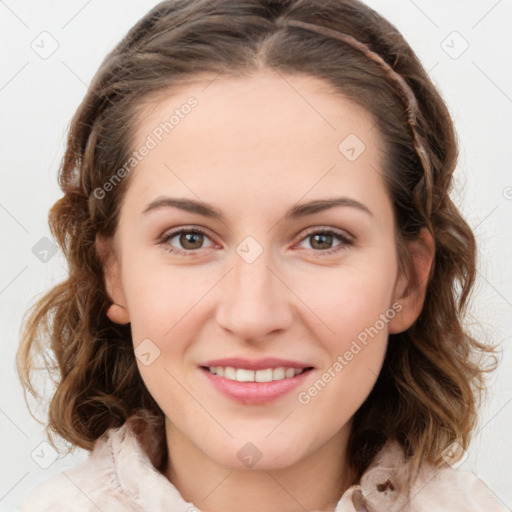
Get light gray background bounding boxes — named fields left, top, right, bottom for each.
left=1, top=1, right=511, bottom=510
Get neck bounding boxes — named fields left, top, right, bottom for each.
left=164, top=420, right=356, bottom=512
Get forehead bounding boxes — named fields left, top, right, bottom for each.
left=124, top=70, right=387, bottom=216
left=133, top=70, right=378, bottom=151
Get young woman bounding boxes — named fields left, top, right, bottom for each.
left=17, top=0, right=505, bottom=510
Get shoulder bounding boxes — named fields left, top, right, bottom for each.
left=411, top=464, right=506, bottom=510
left=18, top=429, right=132, bottom=512
left=336, top=439, right=507, bottom=512
left=17, top=411, right=186, bottom=512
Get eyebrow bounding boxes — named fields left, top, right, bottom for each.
left=141, top=196, right=373, bottom=220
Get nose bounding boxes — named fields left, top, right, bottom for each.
left=215, top=249, right=294, bottom=342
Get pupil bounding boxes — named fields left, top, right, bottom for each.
left=312, top=233, right=332, bottom=250
left=181, top=232, right=203, bottom=249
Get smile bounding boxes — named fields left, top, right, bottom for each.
left=200, top=366, right=314, bottom=405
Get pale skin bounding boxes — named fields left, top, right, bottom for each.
left=97, top=70, right=434, bottom=512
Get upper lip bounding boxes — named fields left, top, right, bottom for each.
left=200, top=357, right=314, bottom=371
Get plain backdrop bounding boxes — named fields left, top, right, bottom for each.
left=1, top=1, right=511, bottom=510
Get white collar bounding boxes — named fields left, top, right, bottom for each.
left=99, top=411, right=503, bottom=512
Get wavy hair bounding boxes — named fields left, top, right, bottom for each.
left=17, top=0, right=499, bottom=482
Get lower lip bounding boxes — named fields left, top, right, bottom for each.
left=200, top=367, right=313, bottom=405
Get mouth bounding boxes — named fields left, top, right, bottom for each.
left=199, top=363, right=315, bottom=405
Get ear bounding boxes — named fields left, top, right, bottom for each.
left=388, top=227, right=435, bottom=334
left=95, top=234, right=130, bottom=325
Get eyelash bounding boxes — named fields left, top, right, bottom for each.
left=158, top=225, right=353, bottom=257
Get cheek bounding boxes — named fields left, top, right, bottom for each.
left=294, top=267, right=393, bottom=422
left=122, top=256, right=205, bottom=340
left=295, top=260, right=397, bottom=344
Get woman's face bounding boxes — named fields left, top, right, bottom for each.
left=102, top=70, right=416, bottom=472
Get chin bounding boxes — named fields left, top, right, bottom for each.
left=208, top=438, right=305, bottom=471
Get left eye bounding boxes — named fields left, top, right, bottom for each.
left=297, top=230, right=351, bottom=252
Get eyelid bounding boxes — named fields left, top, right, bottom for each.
left=292, top=226, right=354, bottom=256
left=295, top=225, right=354, bottom=244
left=158, top=225, right=219, bottom=255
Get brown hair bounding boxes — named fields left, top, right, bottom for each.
left=17, top=0, right=499, bottom=484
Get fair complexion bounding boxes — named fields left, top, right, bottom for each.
left=98, top=70, right=434, bottom=512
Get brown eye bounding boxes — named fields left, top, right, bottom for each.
left=161, top=227, right=215, bottom=253
left=179, top=231, right=205, bottom=250
left=309, top=233, right=334, bottom=250
left=296, top=228, right=353, bottom=256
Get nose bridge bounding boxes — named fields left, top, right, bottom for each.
left=215, top=245, right=293, bottom=340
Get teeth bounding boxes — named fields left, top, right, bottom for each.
left=236, top=369, right=255, bottom=382
left=285, top=368, right=295, bottom=378
left=207, top=366, right=306, bottom=382
left=224, top=367, right=236, bottom=380
left=255, top=368, right=272, bottom=382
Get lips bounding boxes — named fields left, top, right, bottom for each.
left=199, top=357, right=315, bottom=405
left=200, top=365, right=314, bottom=405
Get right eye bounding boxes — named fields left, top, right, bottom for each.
left=159, top=226, right=217, bottom=255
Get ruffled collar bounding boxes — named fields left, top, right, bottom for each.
left=97, top=410, right=503, bottom=512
